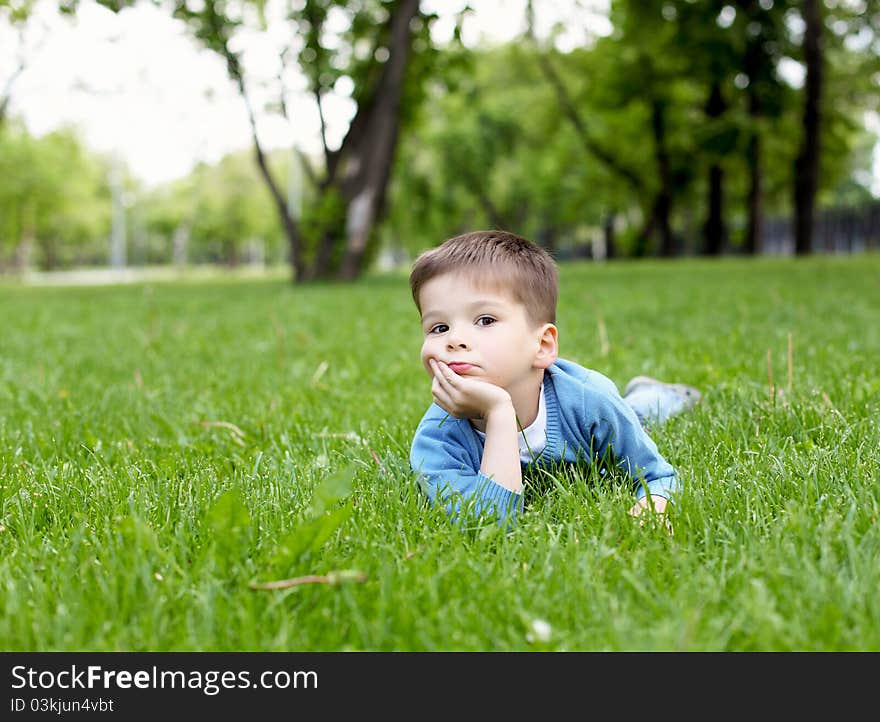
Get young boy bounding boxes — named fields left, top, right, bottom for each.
left=409, top=230, right=695, bottom=525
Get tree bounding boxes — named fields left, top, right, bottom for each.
left=733, top=0, right=786, bottom=255
left=672, top=0, right=741, bottom=255
left=526, top=1, right=690, bottom=257
left=92, top=0, right=443, bottom=282
left=386, top=43, right=646, bottom=260
left=793, top=0, right=824, bottom=255
left=792, top=0, right=880, bottom=254
left=0, top=122, right=112, bottom=271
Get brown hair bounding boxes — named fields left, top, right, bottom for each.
left=409, top=230, right=558, bottom=325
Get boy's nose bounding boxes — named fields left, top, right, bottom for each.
left=446, top=330, right=469, bottom=350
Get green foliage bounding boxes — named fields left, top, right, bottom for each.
left=386, top=0, right=878, bottom=259
left=137, top=149, right=286, bottom=265
left=87, top=0, right=449, bottom=279
left=386, top=44, right=620, bottom=257
left=2, top=0, right=878, bottom=271
left=0, top=122, right=113, bottom=270
left=0, top=0, right=38, bottom=23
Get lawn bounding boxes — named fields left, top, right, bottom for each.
left=1, top=254, right=879, bottom=651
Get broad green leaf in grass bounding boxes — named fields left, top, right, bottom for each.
left=307, top=464, right=356, bottom=517
left=262, top=465, right=356, bottom=575
left=115, top=515, right=160, bottom=555
left=268, top=503, right=352, bottom=572
left=207, top=489, right=253, bottom=570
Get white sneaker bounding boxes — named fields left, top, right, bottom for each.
left=623, top=375, right=702, bottom=409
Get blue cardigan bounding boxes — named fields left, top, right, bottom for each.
left=409, top=358, right=680, bottom=523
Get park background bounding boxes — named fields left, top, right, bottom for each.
left=1, top=0, right=879, bottom=651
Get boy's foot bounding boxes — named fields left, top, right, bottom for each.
left=623, top=375, right=702, bottom=409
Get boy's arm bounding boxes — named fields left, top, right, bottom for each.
left=410, top=414, right=523, bottom=523
left=582, top=384, right=680, bottom=503
left=478, top=403, right=522, bottom=492
left=429, top=359, right=522, bottom=492
left=408, top=360, right=524, bottom=524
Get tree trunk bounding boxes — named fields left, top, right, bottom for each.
left=332, top=0, right=422, bottom=281
left=172, top=225, right=189, bottom=266
left=225, top=45, right=307, bottom=281
left=651, top=99, right=675, bottom=257
left=742, top=4, right=765, bottom=256
left=536, top=222, right=557, bottom=254
left=338, top=188, right=375, bottom=280
left=41, top=239, right=57, bottom=271
left=794, top=0, right=823, bottom=256
left=15, top=235, right=33, bottom=273
left=704, top=164, right=725, bottom=255
left=251, top=140, right=306, bottom=281
left=0, top=59, right=25, bottom=128
left=603, top=211, right=616, bottom=260
left=307, top=228, right=338, bottom=281
left=744, top=130, right=763, bottom=255
left=703, top=80, right=727, bottom=256
left=224, top=238, right=239, bottom=267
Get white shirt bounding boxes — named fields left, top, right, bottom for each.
left=473, top=385, right=547, bottom=465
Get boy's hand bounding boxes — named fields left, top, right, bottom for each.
left=628, top=495, right=673, bottom=534
left=429, top=359, right=512, bottom=420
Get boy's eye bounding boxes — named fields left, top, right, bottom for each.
left=429, top=324, right=449, bottom=334
left=476, top=316, right=496, bottom=327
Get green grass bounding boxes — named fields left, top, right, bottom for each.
left=1, top=254, right=879, bottom=651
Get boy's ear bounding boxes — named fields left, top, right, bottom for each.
left=533, top=323, right=559, bottom=370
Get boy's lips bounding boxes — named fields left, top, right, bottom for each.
left=447, top=362, right=474, bottom=374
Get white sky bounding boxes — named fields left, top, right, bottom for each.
left=2, top=0, right=877, bottom=194
left=0, top=0, right=609, bottom=187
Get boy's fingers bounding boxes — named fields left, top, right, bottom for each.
left=433, top=391, right=456, bottom=416
left=432, top=369, right=449, bottom=394
left=432, top=379, right=448, bottom=403
left=434, top=360, right=460, bottom=385
left=431, top=377, right=452, bottom=404
left=433, top=363, right=458, bottom=393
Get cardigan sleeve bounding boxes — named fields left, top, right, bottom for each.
left=581, top=382, right=681, bottom=501
left=410, top=412, right=523, bottom=525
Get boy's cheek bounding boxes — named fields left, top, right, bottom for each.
left=419, top=345, right=434, bottom=376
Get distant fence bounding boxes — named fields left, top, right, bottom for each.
left=763, top=200, right=880, bottom=255
left=557, top=200, right=880, bottom=260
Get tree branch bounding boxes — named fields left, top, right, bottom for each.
left=525, top=0, right=644, bottom=192
left=276, top=48, right=318, bottom=186
left=314, top=86, right=331, bottom=171
left=213, top=13, right=306, bottom=280
left=0, top=26, right=33, bottom=125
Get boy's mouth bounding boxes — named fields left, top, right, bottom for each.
left=447, top=362, right=473, bottom=374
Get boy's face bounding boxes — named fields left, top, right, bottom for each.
left=418, top=272, right=555, bottom=392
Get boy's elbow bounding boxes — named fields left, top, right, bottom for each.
left=416, top=474, right=522, bottom=527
